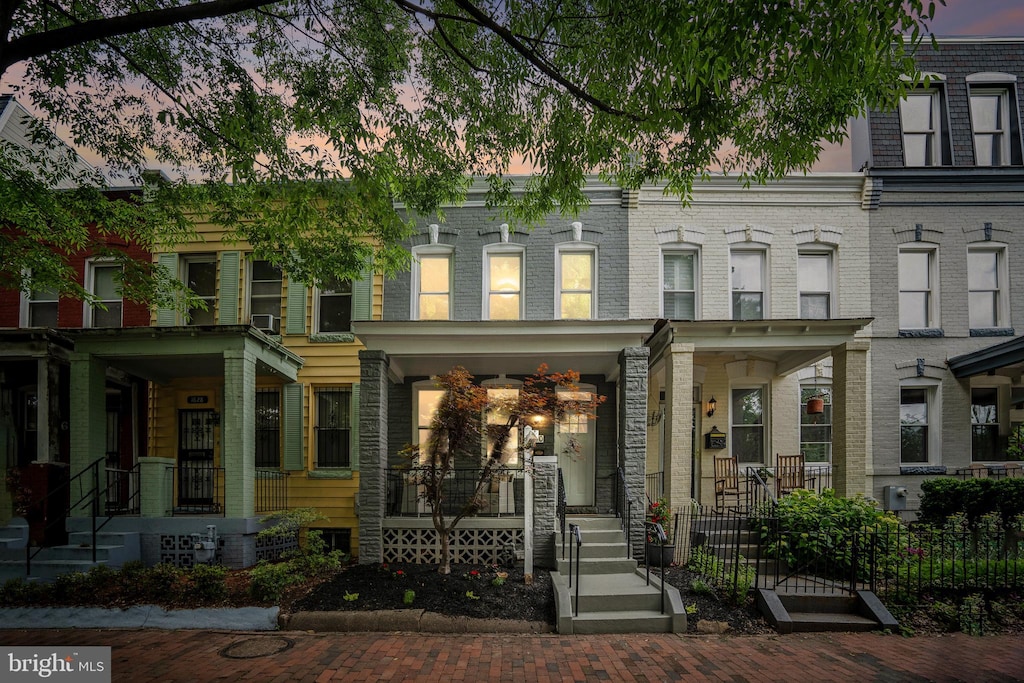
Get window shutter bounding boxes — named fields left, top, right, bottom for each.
left=155, top=253, right=179, bottom=326
left=352, top=260, right=373, bottom=321
left=218, top=251, right=240, bottom=325
left=282, top=383, right=305, bottom=471
left=285, top=278, right=307, bottom=335
left=349, top=383, right=360, bottom=469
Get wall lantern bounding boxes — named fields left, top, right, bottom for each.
left=706, top=396, right=717, bottom=418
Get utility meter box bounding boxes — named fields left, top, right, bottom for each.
left=882, top=485, right=908, bottom=511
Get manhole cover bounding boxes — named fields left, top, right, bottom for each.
left=220, top=637, right=294, bottom=659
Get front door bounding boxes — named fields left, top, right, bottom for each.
left=177, top=409, right=215, bottom=507
left=556, top=409, right=596, bottom=506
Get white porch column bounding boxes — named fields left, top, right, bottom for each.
left=664, top=343, right=695, bottom=510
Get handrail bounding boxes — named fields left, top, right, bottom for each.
left=567, top=522, right=582, bottom=617
left=644, top=521, right=667, bottom=614
left=557, top=468, right=567, bottom=559
left=25, top=457, right=105, bottom=575
left=615, top=467, right=633, bottom=559
left=747, top=467, right=777, bottom=515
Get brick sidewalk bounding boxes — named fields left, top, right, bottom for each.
left=0, top=630, right=1021, bottom=682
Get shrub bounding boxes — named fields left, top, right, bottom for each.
left=686, top=546, right=755, bottom=605
left=920, top=478, right=1024, bottom=529
left=403, top=589, right=416, bottom=605
left=140, top=563, right=185, bottom=603
left=187, top=564, right=228, bottom=603
left=248, top=561, right=302, bottom=603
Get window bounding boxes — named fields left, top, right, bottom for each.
left=898, top=248, right=937, bottom=329
left=315, top=388, right=351, bottom=468
left=183, top=256, right=216, bottom=325
left=731, top=386, right=765, bottom=464
left=255, top=388, right=280, bottom=468
left=484, top=248, right=523, bottom=320
left=798, top=252, right=832, bottom=320
left=971, top=387, right=999, bottom=462
left=486, top=387, right=521, bottom=466
left=731, top=250, right=765, bottom=321
left=970, top=88, right=1012, bottom=166
left=86, top=262, right=122, bottom=327
left=25, top=283, right=58, bottom=327
left=249, top=259, right=283, bottom=333
left=800, top=385, right=832, bottom=463
left=316, top=278, right=352, bottom=333
left=900, top=385, right=932, bottom=463
left=663, top=250, right=697, bottom=319
left=413, top=250, right=452, bottom=320
left=413, top=383, right=445, bottom=464
left=557, top=249, right=595, bottom=319
left=967, top=247, right=1006, bottom=329
left=899, top=89, right=947, bottom=166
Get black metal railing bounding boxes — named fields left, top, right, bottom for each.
left=105, top=465, right=140, bottom=516
left=746, top=467, right=777, bottom=515
left=643, top=521, right=668, bottom=614
left=645, top=471, right=664, bottom=504
left=168, top=463, right=224, bottom=515
left=557, top=468, right=568, bottom=559
left=672, top=505, right=755, bottom=601
left=255, top=469, right=289, bottom=513
left=755, top=516, right=858, bottom=596
left=567, top=522, right=582, bottom=617
left=25, top=458, right=104, bottom=575
left=615, top=467, right=634, bottom=559
left=384, top=467, right=525, bottom=517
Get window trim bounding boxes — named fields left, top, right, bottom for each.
left=898, top=87, right=952, bottom=167
left=412, top=379, right=446, bottom=465
left=181, top=254, right=217, bottom=326
left=246, top=257, right=283, bottom=333
left=83, top=259, right=123, bottom=328
left=554, top=243, right=597, bottom=320
left=899, top=379, right=941, bottom=465
left=797, top=249, right=834, bottom=320
left=799, top=382, right=832, bottom=463
left=482, top=244, right=525, bottom=321
left=19, top=271, right=59, bottom=328
left=411, top=245, right=454, bottom=321
left=313, top=279, right=354, bottom=334
left=969, top=86, right=1013, bottom=166
left=313, top=386, right=353, bottom=469
left=730, top=383, right=768, bottom=465
left=898, top=244, right=940, bottom=331
left=661, top=246, right=700, bottom=320
left=255, top=387, right=282, bottom=469
left=967, top=243, right=1009, bottom=331
left=729, top=247, right=768, bottom=321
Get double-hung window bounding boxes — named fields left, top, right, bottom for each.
left=970, top=88, right=1012, bottom=166
left=800, top=385, right=832, bottom=463
left=86, top=262, right=123, bottom=327
left=898, top=248, right=937, bottom=330
left=899, top=89, right=946, bottom=166
left=798, top=252, right=832, bottom=320
left=731, top=250, right=766, bottom=321
left=971, top=387, right=999, bottom=462
left=315, top=387, right=351, bottom=468
left=967, top=246, right=1006, bottom=329
left=316, top=278, right=352, bottom=333
left=484, top=247, right=523, bottom=320
left=663, top=250, right=697, bottom=320
left=25, top=281, right=58, bottom=327
left=249, top=259, right=283, bottom=333
left=413, top=382, right=445, bottom=464
left=731, top=386, right=766, bottom=464
left=900, top=384, right=933, bottom=464
left=413, top=249, right=452, bottom=320
left=557, top=248, right=595, bottom=319
left=183, top=256, right=216, bottom=325
left=255, top=388, right=281, bottom=468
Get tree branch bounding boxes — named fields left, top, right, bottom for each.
left=2, top=0, right=282, bottom=73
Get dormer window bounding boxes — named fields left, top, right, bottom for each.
left=899, top=88, right=951, bottom=166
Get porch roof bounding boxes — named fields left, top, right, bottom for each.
left=351, top=319, right=656, bottom=380
left=69, top=325, right=304, bottom=383
left=948, top=335, right=1024, bottom=379
left=647, top=318, right=873, bottom=376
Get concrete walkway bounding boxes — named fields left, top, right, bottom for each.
left=0, top=630, right=1020, bottom=682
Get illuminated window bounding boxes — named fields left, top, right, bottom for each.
left=484, top=248, right=523, bottom=320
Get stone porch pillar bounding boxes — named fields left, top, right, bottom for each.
left=664, top=343, right=695, bottom=511
left=358, top=349, right=389, bottom=564
left=618, top=346, right=648, bottom=556
left=69, top=352, right=107, bottom=517
left=832, top=341, right=870, bottom=498
left=223, top=349, right=256, bottom=518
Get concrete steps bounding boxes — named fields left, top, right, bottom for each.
left=757, top=589, right=898, bottom=634
left=0, top=520, right=140, bottom=582
left=552, top=515, right=686, bottom=634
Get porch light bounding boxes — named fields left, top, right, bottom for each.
left=531, top=414, right=546, bottom=426
left=706, top=396, right=717, bottom=418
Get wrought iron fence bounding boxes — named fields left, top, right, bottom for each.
left=385, top=467, right=525, bottom=517
left=167, top=463, right=224, bottom=515
left=645, top=471, right=664, bottom=504
left=105, top=465, right=140, bottom=515
left=615, top=466, right=635, bottom=559
left=255, top=469, right=289, bottom=513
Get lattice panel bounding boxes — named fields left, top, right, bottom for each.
left=255, top=530, right=298, bottom=562
left=159, top=534, right=225, bottom=568
left=383, top=527, right=524, bottom=564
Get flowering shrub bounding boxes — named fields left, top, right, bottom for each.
left=647, top=497, right=672, bottom=543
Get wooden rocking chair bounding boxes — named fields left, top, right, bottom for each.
left=775, top=453, right=807, bottom=498
left=714, top=456, right=741, bottom=511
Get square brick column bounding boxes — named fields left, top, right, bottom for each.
left=138, top=457, right=175, bottom=517
left=832, top=341, right=870, bottom=498
left=223, top=349, right=256, bottom=518
left=618, top=346, right=649, bottom=556
left=664, top=343, right=695, bottom=511
left=358, top=350, right=389, bottom=564
left=69, top=353, right=107, bottom=517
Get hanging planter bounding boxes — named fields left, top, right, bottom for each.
left=806, top=396, right=825, bottom=415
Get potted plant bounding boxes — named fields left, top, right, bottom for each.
left=645, top=497, right=675, bottom=566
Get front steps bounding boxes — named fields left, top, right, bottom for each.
left=552, top=515, right=686, bottom=634
left=0, top=518, right=140, bottom=582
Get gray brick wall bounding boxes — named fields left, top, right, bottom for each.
left=358, top=350, right=390, bottom=563
left=532, top=458, right=557, bottom=569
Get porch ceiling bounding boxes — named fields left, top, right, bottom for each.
left=352, top=319, right=656, bottom=380
left=68, top=325, right=304, bottom=384
left=649, top=318, right=873, bottom=376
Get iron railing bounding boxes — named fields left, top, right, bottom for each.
left=105, top=465, right=140, bottom=516
left=557, top=468, right=568, bottom=559
left=384, top=467, right=525, bottom=517
left=645, top=471, right=664, bottom=504
left=643, top=521, right=668, bottom=614
left=615, top=467, right=634, bottom=559
left=167, top=463, right=224, bottom=515
left=255, top=469, right=289, bottom=513
left=567, top=522, right=582, bottom=617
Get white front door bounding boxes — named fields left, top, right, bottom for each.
left=556, top=409, right=596, bottom=506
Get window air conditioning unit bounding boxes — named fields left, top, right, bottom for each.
left=250, top=314, right=278, bottom=333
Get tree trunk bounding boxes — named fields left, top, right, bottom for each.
left=438, top=526, right=451, bottom=574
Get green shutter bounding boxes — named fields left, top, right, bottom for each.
left=352, top=261, right=373, bottom=321
left=349, top=383, right=360, bottom=469
left=155, top=253, right=179, bottom=326
left=218, top=251, right=240, bottom=325
left=282, top=383, right=305, bottom=471
left=285, top=278, right=307, bottom=335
